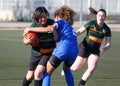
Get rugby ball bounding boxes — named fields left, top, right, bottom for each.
left=23, top=32, right=39, bottom=47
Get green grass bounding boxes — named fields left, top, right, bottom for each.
left=0, top=30, right=120, bottom=86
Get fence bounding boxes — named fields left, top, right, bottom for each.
left=0, top=0, right=120, bottom=21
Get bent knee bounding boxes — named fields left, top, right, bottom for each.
left=70, top=67, right=79, bottom=71
left=26, top=73, right=34, bottom=80
left=34, top=71, right=44, bottom=80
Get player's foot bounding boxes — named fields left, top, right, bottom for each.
left=61, top=70, right=65, bottom=76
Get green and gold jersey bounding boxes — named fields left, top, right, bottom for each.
left=30, top=21, right=40, bottom=54
left=83, top=20, right=111, bottom=49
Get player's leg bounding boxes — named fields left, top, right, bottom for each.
left=34, top=65, right=44, bottom=86
left=78, top=54, right=100, bottom=86
left=22, top=52, right=41, bottom=86
left=22, top=71, right=34, bottom=86
left=63, top=63, right=74, bottom=86
left=63, top=45, right=79, bottom=86
left=71, top=56, right=87, bottom=71
left=64, top=40, right=80, bottom=86
left=34, top=55, right=50, bottom=86
left=42, top=55, right=61, bottom=86
left=71, top=41, right=88, bottom=71
left=61, top=69, right=65, bottom=76
left=70, top=56, right=87, bottom=86
left=42, top=62, right=54, bottom=86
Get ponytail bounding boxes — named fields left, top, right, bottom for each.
left=88, top=7, right=97, bottom=15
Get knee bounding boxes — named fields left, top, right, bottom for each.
left=26, top=72, right=34, bottom=80
left=46, top=62, right=55, bottom=74
left=34, top=70, right=43, bottom=80
left=70, top=63, right=80, bottom=71
left=70, top=67, right=79, bottom=71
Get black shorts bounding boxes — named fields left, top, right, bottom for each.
left=49, top=55, right=62, bottom=68
left=78, top=41, right=100, bottom=58
left=49, top=55, right=73, bottom=68
left=29, top=51, right=51, bottom=70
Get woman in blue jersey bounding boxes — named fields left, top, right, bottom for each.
left=71, top=7, right=112, bottom=86
left=22, top=7, right=56, bottom=86
left=41, top=5, right=79, bottom=86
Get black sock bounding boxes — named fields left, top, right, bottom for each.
left=22, top=77, right=32, bottom=86
left=78, top=79, right=86, bottom=86
left=34, top=79, right=43, bottom=86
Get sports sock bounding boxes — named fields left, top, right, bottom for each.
left=78, top=79, right=86, bottom=86
left=42, top=72, right=51, bottom=86
left=64, top=69, right=74, bottom=86
left=22, top=77, right=32, bottom=86
left=34, top=79, right=43, bottom=86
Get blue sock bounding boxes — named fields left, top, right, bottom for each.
left=42, top=72, right=51, bottom=86
left=64, top=69, right=74, bottom=86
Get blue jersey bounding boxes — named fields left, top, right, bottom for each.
left=52, top=20, right=79, bottom=65
left=55, top=19, right=77, bottom=41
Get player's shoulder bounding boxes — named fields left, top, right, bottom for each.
left=30, top=21, right=40, bottom=27
left=88, top=20, right=96, bottom=24
left=84, top=20, right=96, bottom=27
left=103, top=23, right=110, bottom=29
left=47, top=18, right=54, bottom=24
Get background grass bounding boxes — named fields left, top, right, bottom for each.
left=0, top=30, right=120, bottom=86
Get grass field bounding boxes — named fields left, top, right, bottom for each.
left=0, top=30, right=120, bottom=86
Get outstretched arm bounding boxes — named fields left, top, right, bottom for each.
left=100, top=37, right=111, bottom=52
left=76, top=26, right=86, bottom=36
left=23, top=27, right=51, bottom=36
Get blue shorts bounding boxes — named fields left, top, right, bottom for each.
left=52, top=40, right=79, bottom=66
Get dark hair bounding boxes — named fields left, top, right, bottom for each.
left=88, top=7, right=97, bottom=15
left=32, top=7, right=49, bottom=22
left=98, top=9, right=106, bottom=16
left=89, top=7, right=106, bottom=16
left=54, top=5, right=76, bottom=25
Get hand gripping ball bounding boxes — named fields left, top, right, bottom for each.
left=23, top=32, right=39, bottom=47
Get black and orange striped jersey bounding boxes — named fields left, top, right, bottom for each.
left=31, top=19, right=56, bottom=55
